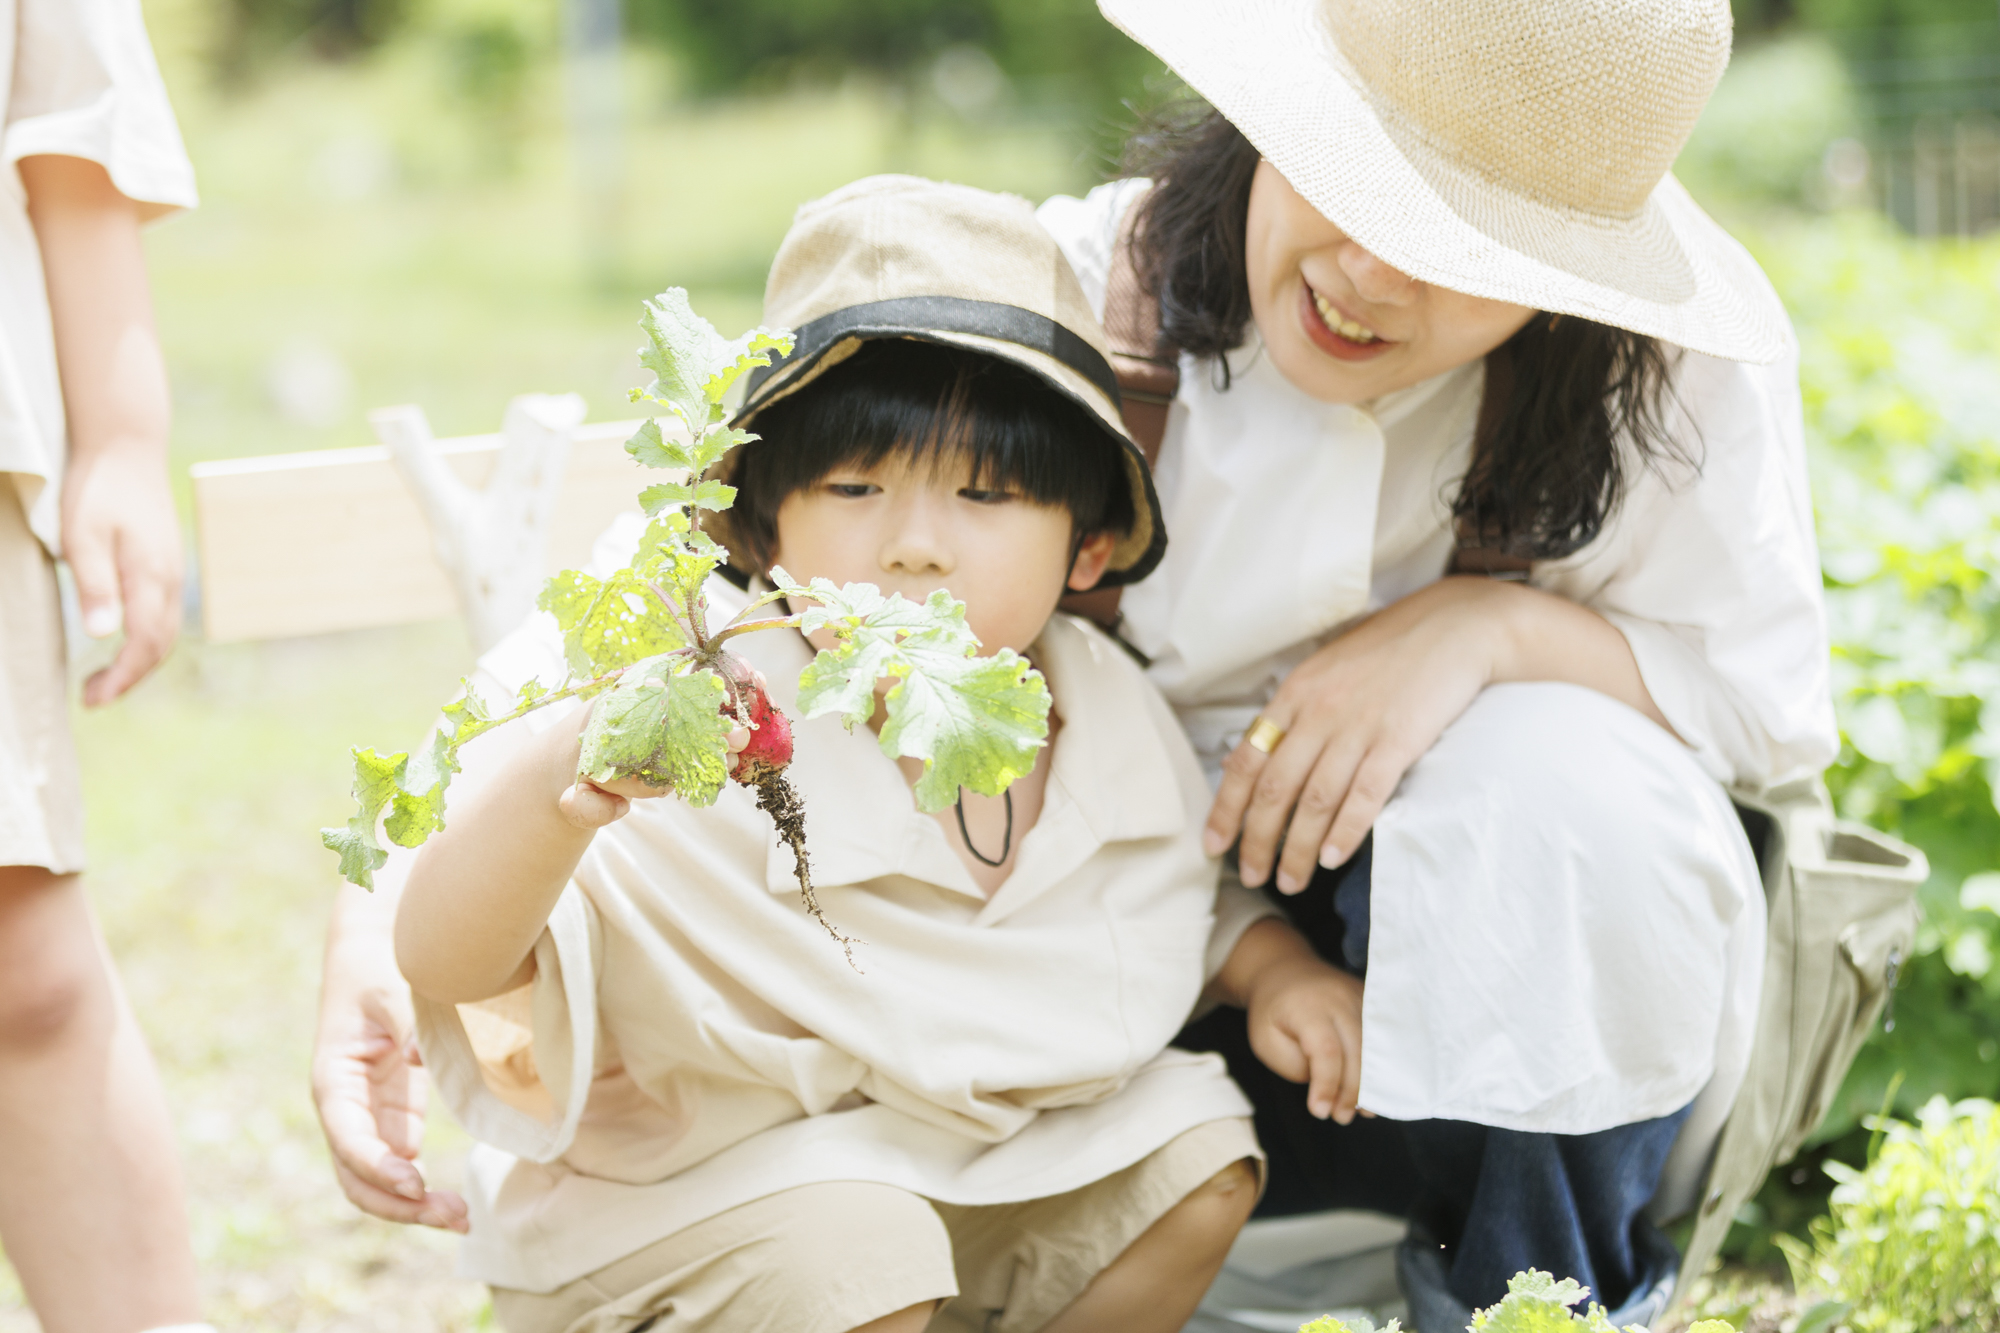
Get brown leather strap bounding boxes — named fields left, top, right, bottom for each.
left=1063, top=192, right=1179, bottom=635
left=1100, top=195, right=1178, bottom=469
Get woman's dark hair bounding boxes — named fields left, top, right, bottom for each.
left=1123, top=105, right=1683, bottom=560
left=727, top=338, right=1135, bottom=571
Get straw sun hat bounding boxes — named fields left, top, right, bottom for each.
left=1102, top=0, right=1789, bottom=364
left=724, top=174, right=1166, bottom=585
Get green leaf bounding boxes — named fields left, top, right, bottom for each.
left=385, top=730, right=457, bottom=847
left=576, top=658, right=733, bottom=806
left=625, top=418, right=696, bottom=472
left=636, top=478, right=737, bottom=517
left=1469, top=1271, right=1593, bottom=1333
left=320, top=747, right=408, bottom=889
left=537, top=567, right=685, bottom=679
left=688, top=426, right=756, bottom=474
left=633, top=289, right=792, bottom=433
left=788, top=579, right=1050, bottom=812
left=882, top=643, right=1051, bottom=811
left=1299, top=1317, right=1399, bottom=1333
left=441, top=681, right=497, bottom=744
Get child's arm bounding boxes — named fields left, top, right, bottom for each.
left=1209, top=917, right=1366, bottom=1125
left=21, top=154, right=180, bottom=705
left=396, top=706, right=634, bottom=1004
left=394, top=706, right=747, bottom=1005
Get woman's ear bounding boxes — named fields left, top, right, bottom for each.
left=1066, top=531, right=1118, bottom=592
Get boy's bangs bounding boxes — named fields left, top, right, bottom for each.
left=729, top=340, right=1135, bottom=570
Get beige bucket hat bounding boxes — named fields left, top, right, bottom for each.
left=1101, top=0, right=1789, bottom=364
left=724, top=174, right=1165, bottom=584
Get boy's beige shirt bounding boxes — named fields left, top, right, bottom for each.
left=412, top=559, right=1271, bottom=1293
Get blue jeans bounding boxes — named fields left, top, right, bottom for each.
left=1176, top=839, right=1687, bottom=1326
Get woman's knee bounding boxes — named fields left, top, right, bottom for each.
left=0, top=868, right=104, bottom=1052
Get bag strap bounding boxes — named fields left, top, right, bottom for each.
left=1061, top=191, right=1180, bottom=635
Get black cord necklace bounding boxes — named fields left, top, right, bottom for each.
left=954, top=789, right=1014, bottom=867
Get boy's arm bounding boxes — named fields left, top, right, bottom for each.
left=394, top=706, right=608, bottom=1004
left=394, top=704, right=739, bottom=1004
left=21, top=154, right=180, bottom=705
left=1210, top=916, right=1367, bottom=1126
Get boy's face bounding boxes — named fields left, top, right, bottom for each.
left=770, top=450, right=1116, bottom=658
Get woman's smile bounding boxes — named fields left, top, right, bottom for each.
left=1297, top=280, right=1395, bottom=363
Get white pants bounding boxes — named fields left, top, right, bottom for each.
left=1358, top=682, right=1764, bottom=1220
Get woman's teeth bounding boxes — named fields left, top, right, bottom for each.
left=1313, top=291, right=1381, bottom=344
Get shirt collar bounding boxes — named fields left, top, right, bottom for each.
left=715, top=587, right=1185, bottom=910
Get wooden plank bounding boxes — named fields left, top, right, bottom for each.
left=192, top=420, right=650, bottom=642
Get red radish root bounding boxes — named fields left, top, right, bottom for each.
left=717, top=652, right=859, bottom=966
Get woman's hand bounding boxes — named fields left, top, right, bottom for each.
left=314, top=883, right=469, bottom=1231
left=1206, top=578, right=1671, bottom=893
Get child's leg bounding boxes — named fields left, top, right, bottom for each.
left=0, top=866, right=201, bottom=1333
left=487, top=1180, right=955, bottom=1333
left=932, top=1116, right=1260, bottom=1333
left=1041, top=1156, right=1259, bottom=1333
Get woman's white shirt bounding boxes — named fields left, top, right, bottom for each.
left=1039, top=182, right=1831, bottom=1168
left=1038, top=180, right=1839, bottom=792
left=0, top=0, right=196, bottom=552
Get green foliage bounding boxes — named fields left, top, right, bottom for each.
left=1298, top=1315, right=1398, bottom=1333
left=1292, top=1272, right=1736, bottom=1333
left=1724, top=217, right=2000, bottom=1257
left=1675, top=35, right=1861, bottom=211
left=1781, top=1097, right=2000, bottom=1332
left=627, top=0, right=1163, bottom=130
left=322, top=289, right=1052, bottom=901
left=788, top=575, right=1053, bottom=812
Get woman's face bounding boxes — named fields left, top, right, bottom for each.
left=1244, top=160, right=1536, bottom=404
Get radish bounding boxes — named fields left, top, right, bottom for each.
left=322, top=290, right=1052, bottom=967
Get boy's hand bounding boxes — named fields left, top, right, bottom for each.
left=1244, top=952, right=1366, bottom=1124
left=554, top=722, right=751, bottom=830
left=61, top=453, right=182, bottom=705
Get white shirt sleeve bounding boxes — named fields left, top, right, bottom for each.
left=1536, top=340, right=1839, bottom=790
left=7, top=0, right=197, bottom=216
left=1035, top=178, right=1150, bottom=323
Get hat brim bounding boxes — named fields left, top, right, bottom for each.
left=719, top=299, right=1167, bottom=587
left=1101, top=0, right=1791, bottom=365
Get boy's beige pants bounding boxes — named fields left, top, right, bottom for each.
left=491, top=1117, right=1259, bottom=1333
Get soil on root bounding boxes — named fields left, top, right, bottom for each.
left=745, top=762, right=861, bottom=970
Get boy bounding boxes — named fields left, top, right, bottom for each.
left=391, top=177, right=1364, bottom=1333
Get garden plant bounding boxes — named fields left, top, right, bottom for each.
left=1783, top=1096, right=2000, bottom=1333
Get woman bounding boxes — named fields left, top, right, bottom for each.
left=313, top=0, right=1834, bottom=1324
left=1031, top=0, right=1831, bottom=1326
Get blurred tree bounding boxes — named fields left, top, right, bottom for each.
left=626, top=0, right=1163, bottom=138
left=217, top=0, right=410, bottom=74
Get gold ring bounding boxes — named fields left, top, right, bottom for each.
left=1245, top=716, right=1286, bottom=754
